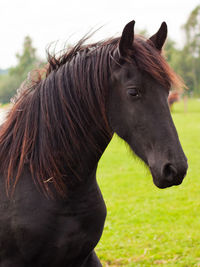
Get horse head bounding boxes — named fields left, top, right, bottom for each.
left=108, top=20, right=188, bottom=188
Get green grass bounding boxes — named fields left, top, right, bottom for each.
left=96, top=98, right=200, bottom=266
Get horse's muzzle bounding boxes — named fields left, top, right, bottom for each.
left=150, top=159, right=188, bottom=189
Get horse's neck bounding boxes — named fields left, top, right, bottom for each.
left=76, top=130, right=112, bottom=181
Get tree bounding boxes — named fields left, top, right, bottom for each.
left=0, top=36, right=43, bottom=103
left=164, top=39, right=194, bottom=95
left=182, top=5, right=200, bottom=96
left=184, top=5, right=200, bottom=57
left=10, top=36, right=40, bottom=81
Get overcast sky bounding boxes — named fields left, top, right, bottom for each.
left=0, top=0, right=200, bottom=69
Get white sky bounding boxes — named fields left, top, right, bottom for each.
left=0, top=0, right=200, bottom=69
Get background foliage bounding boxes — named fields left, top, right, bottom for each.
left=0, top=36, right=44, bottom=103
left=165, top=5, right=200, bottom=96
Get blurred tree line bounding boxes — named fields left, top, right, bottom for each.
left=0, top=36, right=44, bottom=103
left=165, top=5, right=200, bottom=97
left=0, top=5, right=200, bottom=103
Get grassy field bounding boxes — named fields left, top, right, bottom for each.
left=96, top=98, right=200, bottom=266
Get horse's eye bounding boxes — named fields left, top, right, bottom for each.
left=127, top=88, right=140, bottom=98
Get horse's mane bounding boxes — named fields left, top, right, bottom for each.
left=0, top=34, right=184, bottom=198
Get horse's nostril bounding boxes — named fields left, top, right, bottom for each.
left=162, top=163, right=177, bottom=182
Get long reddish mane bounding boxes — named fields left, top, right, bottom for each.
left=0, top=35, right=184, bottom=197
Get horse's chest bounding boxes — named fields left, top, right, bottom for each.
left=50, top=202, right=106, bottom=265
left=2, top=181, right=106, bottom=266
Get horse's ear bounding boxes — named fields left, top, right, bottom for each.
left=119, top=20, right=135, bottom=57
left=149, top=22, right=167, bottom=51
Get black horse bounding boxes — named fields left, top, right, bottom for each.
left=0, top=20, right=187, bottom=266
